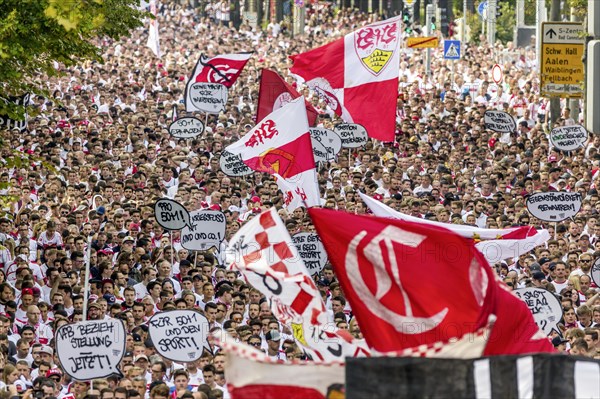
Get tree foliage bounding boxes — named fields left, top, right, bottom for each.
left=0, top=0, right=148, bottom=118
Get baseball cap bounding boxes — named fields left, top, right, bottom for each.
left=265, top=330, right=281, bottom=341
left=552, top=336, right=568, bottom=347
left=39, top=345, right=54, bottom=356
left=134, top=354, right=149, bottom=362
left=250, top=196, right=261, bottom=204
left=46, top=368, right=63, bottom=378
left=103, top=293, right=116, bottom=305
left=529, top=263, right=542, bottom=273
left=538, top=257, right=551, bottom=265
left=123, top=236, right=135, bottom=243
left=532, top=271, right=546, bottom=281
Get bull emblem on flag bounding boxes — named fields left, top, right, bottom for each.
left=354, top=21, right=398, bottom=75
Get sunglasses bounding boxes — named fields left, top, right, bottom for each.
left=249, top=342, right=261, bottom=347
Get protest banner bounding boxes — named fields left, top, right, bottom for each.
left=148, top=309, right=211, bottom=362
left=219, top=150, right=253, bottom=176
left=181, top=209, right=226, bottom=251
left=168, top=117, right=205, bottom=139
left=291, top=232, right=328, bottom=275
left=309, top=127, right=342, bottom=162
left=55, top=319, right=126, bottom=381
left=526, top=192, right=582, bottom=222
left=0, top=93, right=31, bottom=131
left=483, top=110, right=516, bottom=133
left=186, top=82, right=228, bottom=114
left=592, top=257, right=600, bottom=287
left=549, top=125, right=588, bottom=152
left=154, top=199, right=192, bottom=231
left=514, top=287, right=562, bottom=335
left=334, top=123, right=369, bottom=148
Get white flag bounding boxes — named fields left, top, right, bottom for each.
left=147, top=0, right=161, bottom=58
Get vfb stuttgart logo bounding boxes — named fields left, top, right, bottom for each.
left=354, top=21, right=399, bottom=76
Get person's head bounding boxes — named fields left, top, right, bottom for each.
left=150, top=360, right=166, bottom=382
left=115, top=386, right=129, bottom=399
left=149, top=384, right=169, bottom=399
left=2, top=363, right=19, bottom=384
left=173, top=369, right=190, bottom=390
left=570, top=338, right=589, bottom=356
left=202, top=364, right=216, bottom=386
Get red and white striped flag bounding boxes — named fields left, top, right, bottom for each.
left=225, top=208, right=370, bottom=362
left=289, top=16, right=402, bottom=141
left=225, top=208, right=326, bottom=327
left=218, top=335, right=345, bottom=399
left=225, top=97, right=321, bottom=210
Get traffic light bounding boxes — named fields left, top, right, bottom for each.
left=430, top=16, right=436, bottom=31
left=495, top=4, right=502, bottom=17
left=403, top=7, right=412, bottom=33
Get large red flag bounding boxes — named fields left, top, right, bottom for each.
left=289, top=16, right=401, bottom=141
left=257, top=69, right=319, bottom=126
left=308, top=209, right=554, bottom=355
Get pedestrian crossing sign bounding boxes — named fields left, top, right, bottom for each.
left=443, top=40, right=461, bottom=60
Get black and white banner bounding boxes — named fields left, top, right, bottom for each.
left=346, top=355, right=600, bottom=399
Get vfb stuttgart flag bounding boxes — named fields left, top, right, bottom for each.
left=290, top=16, right=402, bottom=141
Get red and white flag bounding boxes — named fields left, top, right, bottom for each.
left=309, top=208, right=554, bottom=355
left=186, top=52, right=252, bottom=88
left=225, top=208, right=326, bottom=326
left=225, top=97, right=321, bottom=210
left=218, top=335, right=345, bottom=399
left=225, top=208, right=370, bottom=362
left=289, top=16, right=402, bottom=141
left=257, top=69, right=319, bottom=126
left=359, top=192, right=551, bottom=264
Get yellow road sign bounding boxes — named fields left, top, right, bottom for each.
left=540, top=22, right=585, bottom=98
left=407, top=37, right=439, bottom=49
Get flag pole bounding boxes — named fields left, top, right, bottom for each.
left=170, top=233, right=174, bottom=268
left=82, top=235, right=93, bottom=321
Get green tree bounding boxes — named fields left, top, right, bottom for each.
left=0, top=0, right=148, bottom=119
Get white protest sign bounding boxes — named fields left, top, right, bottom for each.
left=334, top=123, right=369, bottom=148
left=549, top=125, right=588, bottom=152
left=311, top=139, right=330, bottom=163
left=187, top=82, right=228, bottom=114
left=309, top=128, right=342, bottom=162
left=592, top=257, right=600, bottom=287
left=526, top=192, right=582, bottom=222
left=154, top=199, right=192, bottom=231
left=484, top=110, right=516, bottom=133
left=55, top=319, right=126, bottom=381
left=168, top=117, right=205, bottom=139
left=219, top=150, right=253, bottom=176
left=291, top=232, right=328, bottom=275
left=148, top=310, right=211, bottom=362
left=181, top=209, right=226, bottom=251
left=514, top=287, right=562, bottom=335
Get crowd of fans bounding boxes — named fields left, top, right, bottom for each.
left=0, top=1, right=599, bottom=399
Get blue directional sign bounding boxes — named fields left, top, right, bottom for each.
left=443, top=40, right=461, bottom=60
left=477, top=1, right=488, bottom=17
